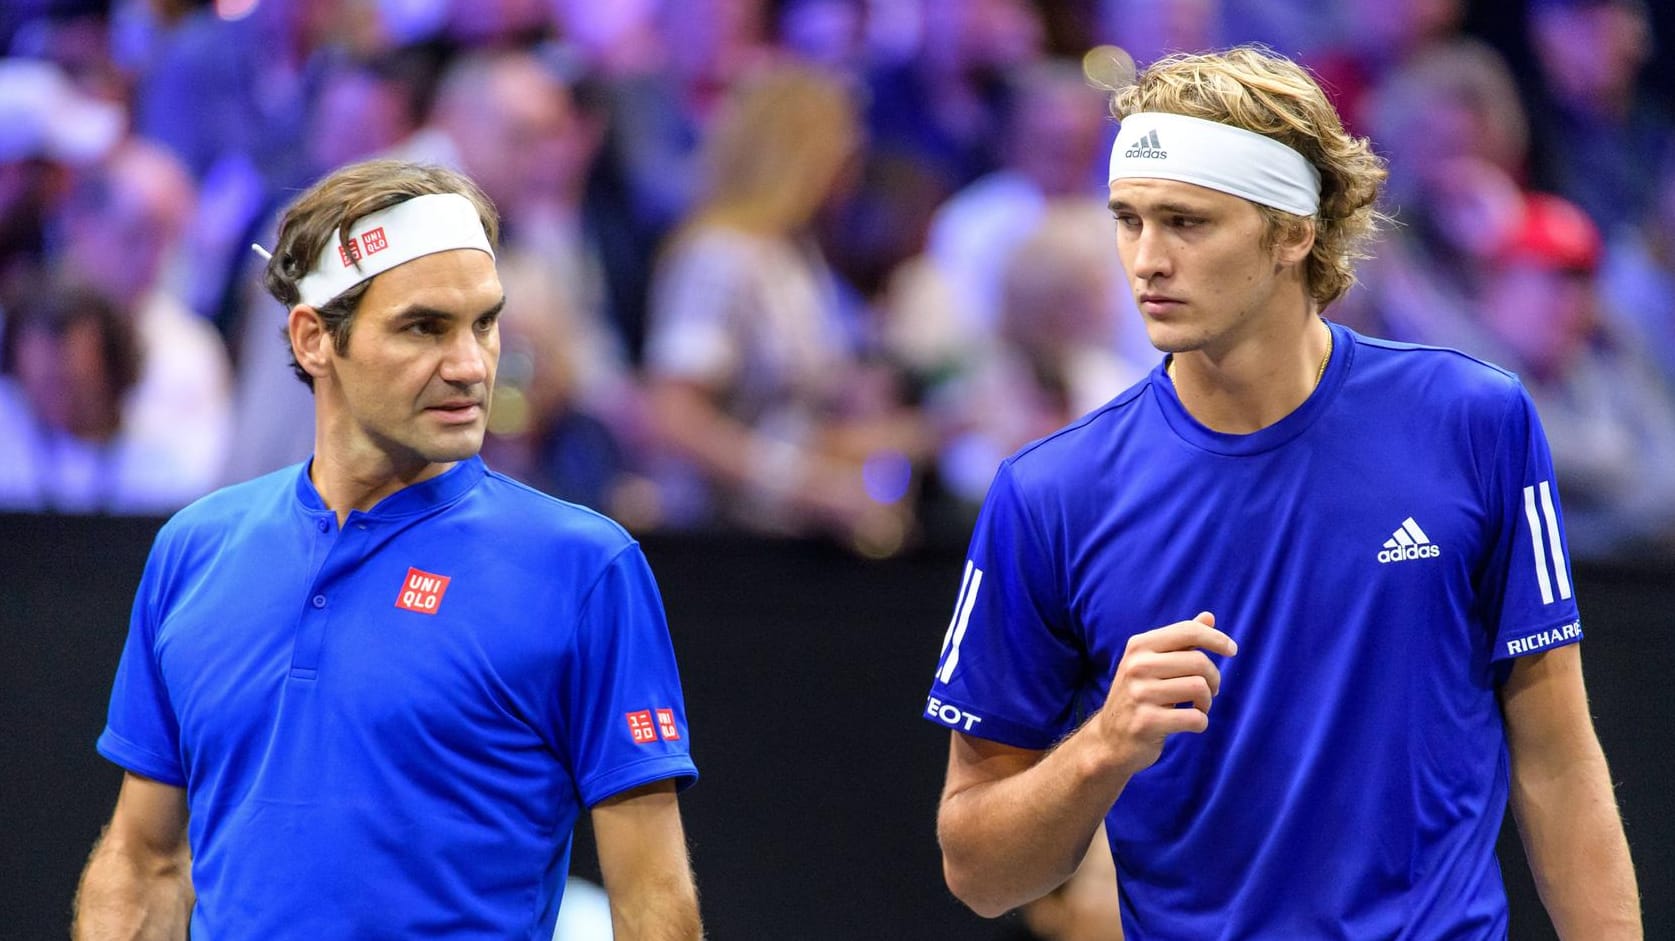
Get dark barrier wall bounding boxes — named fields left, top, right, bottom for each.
left=3, top=514, right=1670, bottom=939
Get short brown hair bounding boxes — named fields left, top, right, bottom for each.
left=1106, top=45, right=1388, bottom=308
left=263, top=159, right=500, bottom=386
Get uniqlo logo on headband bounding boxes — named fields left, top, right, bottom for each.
left=656, top=708, right=680, bottom=741
left=627, top=710, right=657, bottom=744
left=361, top=226, right=389, bottom=256
left=337, top=239, right=362, bottom=267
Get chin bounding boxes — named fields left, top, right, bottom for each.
left=1143, top=323, right=1198, bottom=355
left=420, top=430, right=487, bottom=465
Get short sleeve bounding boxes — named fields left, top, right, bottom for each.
left=96, top=534, right=187, bottom=786
left=924, top=460, right=1083, bottom=749
left=564, top=543, right=698, bottom=807
left=1481, top=383, right=1583, bottom=663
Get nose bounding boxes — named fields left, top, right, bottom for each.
left=438, top=328, right=490, bottom=386
left=1129, top=223, right=1172, bottom=284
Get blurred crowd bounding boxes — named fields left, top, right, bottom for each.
left=1, top=0, right=1672, bottom=565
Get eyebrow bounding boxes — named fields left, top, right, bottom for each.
left=1108, top=198, right=1212, bottom=215
left=390, top=295, right=507, bottom=324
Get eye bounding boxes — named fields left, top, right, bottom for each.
left=474, top=313, right=499, bottom=334
left=1170, top=215, right=1205, bottom=229
left=405, top=320, right=442, bottom=336
left=1113, top=213, right=1140, bottom=231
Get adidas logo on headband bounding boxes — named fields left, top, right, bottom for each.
left=1124, top=130, right=1166, bottom=159
left=1109, top=113, right=1322, bottom=216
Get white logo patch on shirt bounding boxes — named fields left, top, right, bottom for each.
left=1377, top=517, right=1440, bottom=564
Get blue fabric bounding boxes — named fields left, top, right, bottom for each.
left=99, top=456, right=696, bottom=939
left=926, top=323, right=1580, bottom=939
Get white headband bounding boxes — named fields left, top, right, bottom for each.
left=1108, top=112, right=1321, bottom=216
left=295, top=192, right=495, bottom=308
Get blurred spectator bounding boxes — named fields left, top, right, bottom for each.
left=1343, top=40, right=1529, bottom=344
left=925, top=203, right=1146, bottom=505
left=6, top=3, right=126, bottom=100
left=0, top=283, right=207, bottom=513
left=1600, top=156, right=1675, bottom=393
left=52, top=138, right=232, bottom=495
left=825, top=0, right=1046, bottom=300
left=923, top=58, right=1114, bottom=339
left=0, top=56, right=123, bottom=309
left=1307, top=0, right=1463, bottom=133
left=644, top=64, right=927, bottom=552
left=598, top=0, right=774, bottom=238
left=866, top=0, right=1042, bottom=190
left=125, top=0, right=332, bottom=184
left=1523, top=0, right=1673, bottom=228
left=1476, top=194, right=1675, bottom=560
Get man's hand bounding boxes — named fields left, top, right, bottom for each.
left=1092, top=612, right=1238, bottom=777
left=936, top=611, right=1237, bottom=917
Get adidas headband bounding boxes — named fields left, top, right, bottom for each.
left=294, top=192, right=495, bottom=309
left=1108, top=112, right=1321, bottom=216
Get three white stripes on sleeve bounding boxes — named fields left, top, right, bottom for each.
left=1523, top=481, right=1572, bottom=605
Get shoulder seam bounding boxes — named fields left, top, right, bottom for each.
left=481, top=469, right=636, bottom=543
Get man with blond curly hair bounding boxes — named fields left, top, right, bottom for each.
left=925, top=45, right=1640, bottom=939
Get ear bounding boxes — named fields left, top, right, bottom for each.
left=288, top=304, right=334, bottom=382
left=1274, top=217, right=1316, bottom=268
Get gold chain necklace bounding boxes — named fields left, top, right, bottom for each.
left=1169, top=324, right=1333, bottom=388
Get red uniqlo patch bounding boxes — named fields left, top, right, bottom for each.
left=627, top=710, right=657, bottom=744
left=656, top=708, right=680, bottom=741
left=394, top=567, right=451, bottom=615
left=361, top=226, right=389, bottom=256
left=337, top=239, right=362, bottom=267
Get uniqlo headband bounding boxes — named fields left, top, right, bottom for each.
left=1108, top=112, right=1321, bottom=216
left=293, top=192, right=495, bottom=308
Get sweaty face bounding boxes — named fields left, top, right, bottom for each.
left=1108, top=178, right=1299, bottom=357
left=322, top=249, right=504, bottom=475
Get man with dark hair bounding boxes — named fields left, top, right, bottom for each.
left=74, top=159, right=703, bottom=940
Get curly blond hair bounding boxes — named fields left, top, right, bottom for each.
left=1106, top=45, right=1387, bottom=308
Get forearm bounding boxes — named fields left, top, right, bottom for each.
left=607, top=872, right=703, bottom=941
left=1511, top=746, right=1641, bottom=939
left=72, top=837, right=193, bottom=941
left=939, top=730, right=1130, bottom=918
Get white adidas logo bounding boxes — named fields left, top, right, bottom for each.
left=1378, top=517, right=1440, bottom=563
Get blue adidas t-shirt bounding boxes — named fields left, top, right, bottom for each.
left=926, top=323, right=1581, bottom=940
left=99, top=456, right=697, bottom=940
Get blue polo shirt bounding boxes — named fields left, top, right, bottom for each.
left=99, top=457, right=697, bottom=939
left=926, top=323, right=1581, bottom=939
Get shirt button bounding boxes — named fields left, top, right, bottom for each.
left=316, top=519, right=329, bottom=533
left=312, top=594, right=327, bottom=608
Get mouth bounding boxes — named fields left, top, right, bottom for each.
left=1138, top=294, right=1184, bottom=314
left=425, top=401, right=484, bottom=425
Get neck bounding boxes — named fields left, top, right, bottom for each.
left=310, top=415, right=454, bottom=524
left=1169, top=309, right=1331, bottom=434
